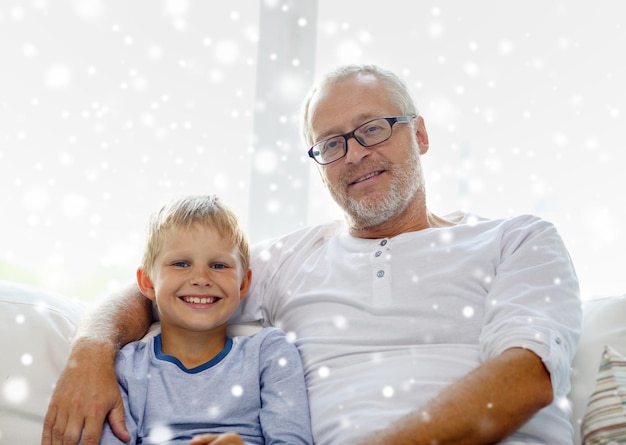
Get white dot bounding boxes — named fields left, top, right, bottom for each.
left=318, top=366, right=330, bottom=378
left=21, top=354, right=33, bottom=366
left=21, top=43, right=38, bottom=58
left=207, top=405, right=220, bottom=418
left=253, top=149, right=278, bottom=174
left=163, top=0, right=190, bottom=17
left=439, top=230, right=453, bottom=243
left=428, top=23, right=444, bottom=38
left=556, top=396, right=571, bottom=411
left=464, top=62, right=479, bottom=77
left=333, top=316, right=348, bottom=330
left=214, top=40, right=239, bottom=64
left=147, top=425, right=173, bottom=442
left=45, top=63, right=73, bottom=90
left=499, top=40, right=514, bottom=55
left=382, top=386, right=394, bottom=398
left=3, top=377, right=29, bottom=404
left=463, top=306, right=475, bottom=318
left=285, top=331, right=297, bottom=343
left=231, top=385, right=243, bottom=397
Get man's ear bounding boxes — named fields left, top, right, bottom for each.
left=415, top=116, right=429, bottom=155
left=239, top=268, right=252, bottom=301
left=136, top=268, right=156, bottom=301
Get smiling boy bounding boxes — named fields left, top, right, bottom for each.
left=99, top=194, right=312, bottom=445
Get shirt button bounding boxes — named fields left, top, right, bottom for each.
left=377, top=270, right=385, bottom=278
left=555, top=337, right=562, bottom=345
left=375, top=251, right=382, bottom=257
left=380, top=240, right=388, bottom=246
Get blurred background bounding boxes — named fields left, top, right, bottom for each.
left=0, top=0, right=624, bottom=302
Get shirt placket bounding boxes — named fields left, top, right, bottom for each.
left=372, top=238, right=392, bottom=306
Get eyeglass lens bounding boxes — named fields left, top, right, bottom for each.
left=315, top=118, right=392, bottom=164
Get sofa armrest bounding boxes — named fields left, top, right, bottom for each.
left=0, top=280, right=84, bottom=443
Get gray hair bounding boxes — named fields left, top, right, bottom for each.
left=299, top=64, right=420, bottom=147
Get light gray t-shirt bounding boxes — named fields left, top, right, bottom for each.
left=100, top=327, right=312, bottom=445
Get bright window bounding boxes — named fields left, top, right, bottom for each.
left=1, top=1, right=623, bottom=301
left=0, top=2, right=260, bottom=299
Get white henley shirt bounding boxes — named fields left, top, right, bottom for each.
left=234, top=212, right=582, bottom=444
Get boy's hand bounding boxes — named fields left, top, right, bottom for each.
left=190, top=432, right=245, bottom=445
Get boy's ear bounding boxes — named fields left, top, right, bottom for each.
left=136, top=268, right=156, bottom=301
left=239, top=268, right=252, bottom=300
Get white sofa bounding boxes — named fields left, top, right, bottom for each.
left=0, top=279, right=624, bottom=444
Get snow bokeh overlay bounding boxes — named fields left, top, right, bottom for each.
left=0, top=1, right=624, bottom=300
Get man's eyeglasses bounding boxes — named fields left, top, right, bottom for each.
left=307, top=115, right=417, bottom=165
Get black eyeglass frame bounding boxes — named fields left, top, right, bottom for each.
left=307, top=114, right=417, bottom=165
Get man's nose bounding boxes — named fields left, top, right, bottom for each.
left=343, top=136, right=370, bottom=164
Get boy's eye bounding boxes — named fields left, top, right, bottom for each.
left=211, top=263, right=227, bottom=269
left=172, top=261, right=189, bottom=267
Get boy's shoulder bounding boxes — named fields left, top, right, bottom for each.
left=231, top=326, right=296, bottom=352
left=114, top=336, right=154, bottom=372
left=233, top=326, right=284, bottom=342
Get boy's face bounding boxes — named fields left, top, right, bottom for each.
left=137, top=223, right=251, bottom=334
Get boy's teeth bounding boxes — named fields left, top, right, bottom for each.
left=184, top=296, right=216, bottom=304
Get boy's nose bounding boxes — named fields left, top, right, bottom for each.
left=191, top=269, right=213, bottom=286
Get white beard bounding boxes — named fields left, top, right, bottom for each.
left=329, top=145, right=425, bottom=231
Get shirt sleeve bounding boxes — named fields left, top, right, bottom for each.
left=257, top=329, right=313, bottom=444
left=478, top=215, right=582, bottom=397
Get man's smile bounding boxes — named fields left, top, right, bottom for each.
left=348, top=169, right=385, bottom=186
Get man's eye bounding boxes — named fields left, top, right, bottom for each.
left=363, top=124, right=383, bottom=134
left=321, top=138, right=344, bottom=153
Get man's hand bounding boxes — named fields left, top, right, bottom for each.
left=41, top=340, right=130, bottom=445
left=189, top=433, right=245, bottom=445
left=41, top=282, right=153, bottom=445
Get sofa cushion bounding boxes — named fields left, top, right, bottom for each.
left=570, top=295, right=626, bottom=445
left=580, top=345, right=626, bottom=443
left=0, top=280, right=83, bottom=444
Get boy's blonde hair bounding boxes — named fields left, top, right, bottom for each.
left=140, top=194, right=250, bottom=276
